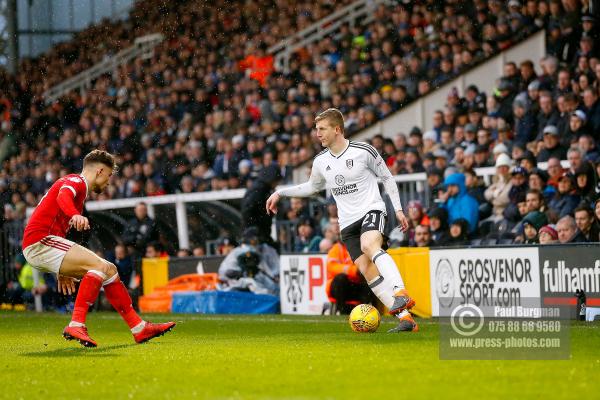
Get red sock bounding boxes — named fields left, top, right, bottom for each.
left=103, top=277, right=143, bottom=329
left=72, top=272, right=103, bottom=324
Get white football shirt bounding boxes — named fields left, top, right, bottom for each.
left=278, top=140, right=402, bottom=229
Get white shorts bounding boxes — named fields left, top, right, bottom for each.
left=23, top=235, right=76, bottom=274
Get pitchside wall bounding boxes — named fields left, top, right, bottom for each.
left=279, top=244, right=600, bottom=319
left=140, top=244, right=600, bottom=318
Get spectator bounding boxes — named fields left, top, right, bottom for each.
left=539, top=224, right=559, bottom=244
left=107, top=244, right=134, bottom=289
left=546, top=156, right=564, bottom=189
left=326, top=237, right=373, bottom=314
left=218, top=227, right=279, bottom=295
left=548, top=172, right=581, bottom=219
left=293, top=219, right=322, bottom=253
left=426, top=167, right=444, bottom=205
left=574, top=205, right=598, bottom=242
left=574, top=162, right=598, bottom=206
left=192, top=246, right=206, bottom=257
left=447, top=219, right=470, bottom=246
left=411, top=224, right=432, bottom=247
left=145, top=242, right=169, bottom=258
left=537, top=125, right=567, bottom=161
left=592, top=198, right=600, bottom=242
left=440, top=173, right=479, bottom=234
left=566, top=147, right=584, bottom=175
left=520, top=211, right=548, bottom=244
left=484, top=153, right=513, bottom=220
left=428, top=208, right=450, bottom=247
left=578, top=134, right=600, bottom=162
left=407, top=200, right=430, bottom=234
left=122, top=202, right=159, bottom=256
left=556, top=215, right=588, bottom=243
left=525, top=189, right=546, bottom=213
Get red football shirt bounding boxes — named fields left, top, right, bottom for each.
left=22, top=174, right=89, bottom=249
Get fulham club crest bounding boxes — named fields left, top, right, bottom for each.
left=346, top=159, right=354, bottom=169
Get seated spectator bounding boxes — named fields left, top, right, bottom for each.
left=192, top=246, right=206, bottom=257
left=107, top=244, right=134, bottom=289
left=484, top=153, right=513, bottom=220
left=525, top=189, right=546, bottom=214
left=448, top=219, right=470, bottom=246
left=520, top=211, right=548, bottom=244
left=546, top=156, right=564, bottom=189
left=326, top=238, right=373, bottom=315
left=428, top=208, right=450, bottom=247
left=528, top=168, right=554, bottom=200
left=293, top=219, right=322, bottom=253
left=574, top=163, right=598, bottom=207
left=218, top=227, right=279, bottom=296
left=440, top=173, right=479, bottom=233
left=574, top=205, right=599, bottom=242
left=176, top=249, right=191, bottom=257
left=503, top=167, right=529, bottom=223
left=426, top=167, right=444, bottom=205
left=465, top=170, right=486, bottom=204
left=567, top=147, right=584, bottom=176
left=122, top=202, right=159, bottom=256
left=539, top=225, right=559, bottom=244
left=537, top=125, right=567, bottom=162
left=411, top=224, right=432, bottom=247
left=548, top=173, right=581, bottom=219
left=556, top=215, right=588, bottom=244
left=578, top=134, right=600, bottom=162
left=145, top=242, right=169, bottom=259
left=216, top=238, right=237, bottom=256
left=405, top=200, right=430, bottom=244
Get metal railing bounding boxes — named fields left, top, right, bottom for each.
left=43, top=33, right=164, bottom=104
left=268, top=0, right=394, bottom=72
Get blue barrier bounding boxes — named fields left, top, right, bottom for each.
left=171, top=290, right=280, bottom=314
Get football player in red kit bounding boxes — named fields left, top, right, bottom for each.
left=22, top=150, right=175, bottom=347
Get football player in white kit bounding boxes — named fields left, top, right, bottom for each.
left=266, top=108, right=418, bottom=332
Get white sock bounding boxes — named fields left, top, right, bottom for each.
left=131, top=321, right=146, bottom=334
left=371, top=249, right=405, bottom=293
left=88, top=270, right=107, bottom=280
left=397, top=309, right=410, bottom=319
left=68, top=321, right=85, bottom=328
left=103, top=273, right=119, bottom=286
left=367, top=275, right=394, bottom=309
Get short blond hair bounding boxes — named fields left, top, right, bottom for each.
left=315, top=108, right=344, bottom=133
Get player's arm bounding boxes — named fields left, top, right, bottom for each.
left=57, top=185, right=89, bottom=231
left=366, top=146, right=409, bottom=231
left=266, top=164, right=325, bottom=215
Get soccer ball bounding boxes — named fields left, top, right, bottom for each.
left=349, top=304, right=380, bottom=333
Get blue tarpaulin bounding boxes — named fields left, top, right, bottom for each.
left=171, top=290, right=280, bottom=314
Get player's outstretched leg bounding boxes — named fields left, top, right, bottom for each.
left=102, top=273, right=176, bottom=343
left=358, top=231, right=418, bottom=332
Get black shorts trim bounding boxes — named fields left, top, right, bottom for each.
left=340, top=210, right=388, bottom=262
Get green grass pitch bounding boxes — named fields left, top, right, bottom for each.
left=1, top=312, right=599, bottom=399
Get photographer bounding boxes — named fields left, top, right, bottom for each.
left=218, top=227, right=280, bottom=295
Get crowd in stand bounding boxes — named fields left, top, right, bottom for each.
left=1, top=1, right=558, bottom=214
left=1, top=0, right=600, bottom=255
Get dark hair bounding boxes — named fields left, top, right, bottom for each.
left=83, top=150, right=116, bottom=171
left=574, top=205, right=593, bottom=217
